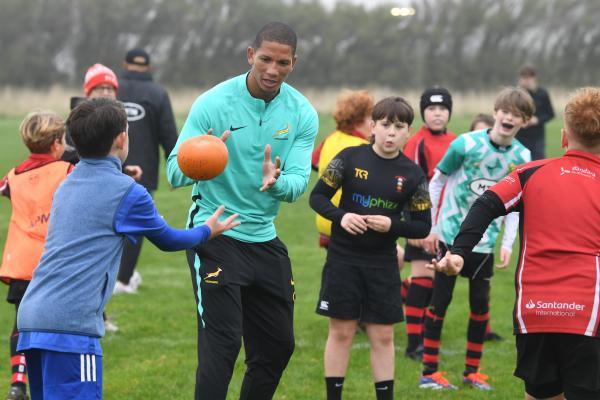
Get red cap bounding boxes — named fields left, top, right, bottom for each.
left=83, top=64, right=118, bottom=96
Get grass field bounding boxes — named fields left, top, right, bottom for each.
left=0, top=113, right=564, bottom=399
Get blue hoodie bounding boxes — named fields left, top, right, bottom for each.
left=17, top=156, right=210, bottom=339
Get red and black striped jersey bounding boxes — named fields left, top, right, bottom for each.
left=490, top=150, right=600, bottom=336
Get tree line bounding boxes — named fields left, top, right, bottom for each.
left=1, top=0, right=599, bottom=90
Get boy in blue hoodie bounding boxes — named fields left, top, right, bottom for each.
left=16, top=98, right=239, bottom=400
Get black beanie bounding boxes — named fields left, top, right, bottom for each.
left=420, top=87, right=453, bottom=120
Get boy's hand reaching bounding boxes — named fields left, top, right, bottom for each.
left=422, top=232, right=440, bottom=254
left=426, top=251, right=464, bottom=275
left=124, top=165, right=143, bottom=181
left=205, top=205, right=240, bottom=239
left=206, top=127, right=231, bottom=142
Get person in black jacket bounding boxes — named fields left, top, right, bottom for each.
left=516, top=64, right=554, bottom=160
left=114, top=48, right=179, bottom=293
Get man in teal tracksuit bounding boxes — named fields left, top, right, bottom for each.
left=166, top=22, right=318, bottom=400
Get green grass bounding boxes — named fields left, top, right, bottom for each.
left=0, top=114, right=564, bottom=399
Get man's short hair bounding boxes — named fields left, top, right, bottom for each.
left=494, top=87, right=535, bottom=121
left=20, top=111, right=65, bottom=154
left=519, top=64, right=537, bottom=78
left=253, top=22, right=297, bottom=54
left=66, top=98, right=127, bottom=158
left=564, top=87, right=600, bottom=147
left=372, top=96, right=414, bottom=126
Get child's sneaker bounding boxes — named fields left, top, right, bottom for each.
left=463, top=371, right=492, bottom=390
left=6, top=385, right=29, bottom=400
left=113, top=280, right=137, bottom=295
left=104, top=318, right=119, bottom=333
left=419, top=371, right=458, bottom=390
left=129, top=271, right=143, bottom=291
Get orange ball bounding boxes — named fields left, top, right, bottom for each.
left=177, top=135, right=228, bottom=180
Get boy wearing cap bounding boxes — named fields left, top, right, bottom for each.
left=114, top=48, right=178, bottom=294
left=401, top=87, right=456, bottom=361
left=64, top=63, right=142, bottom=183
left=419, top=87, right=534, bottom=390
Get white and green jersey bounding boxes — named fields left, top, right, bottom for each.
left=434, top=130, right=531, bottom=253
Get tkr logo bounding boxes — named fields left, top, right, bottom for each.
left=355, top=168, right=369, bottom=180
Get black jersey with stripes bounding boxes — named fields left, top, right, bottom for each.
left=310, top=144, right=432, bottom=267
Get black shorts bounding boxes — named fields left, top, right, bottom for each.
left=403, top=242, right=436, bottom=262
left=6, top=280, right=29, bottom=304
left=440, top=242, right=494, bottom=280
left=515, top=333, right=600, bottom=399
left=316, top=260, right=403, bottom=324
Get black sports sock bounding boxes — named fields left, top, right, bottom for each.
left=374, top=380, right=394, bottom=400
left=405, top=277, right=433, bottom=351
left=325, top=377, right=344, bottom=400
left=465, top=311, right=489, bottom=375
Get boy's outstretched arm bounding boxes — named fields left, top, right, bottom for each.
left=114, top=185, right=239, bottom=251
left=428, top=190, right=508, bottom=275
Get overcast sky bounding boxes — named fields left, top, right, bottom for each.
left=319, top=0, right=410, bottom=10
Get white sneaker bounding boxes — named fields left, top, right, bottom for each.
left=104, top=318, right=119, bottom=333
left=129, top=271, right=143, bottom=291
left=113, top=280, right=137, bottom=295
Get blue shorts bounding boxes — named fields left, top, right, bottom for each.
left=25, top=349, right=102, bottom=400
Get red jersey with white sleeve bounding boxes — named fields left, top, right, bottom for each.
left=403, top=126, right=456, bottom=181
left=490, top=150, right=600, bottom=336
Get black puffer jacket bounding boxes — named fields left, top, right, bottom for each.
left=118, top=70, right=178, bottom=191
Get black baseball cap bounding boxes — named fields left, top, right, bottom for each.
left=125, top=48, right=150, bottom=66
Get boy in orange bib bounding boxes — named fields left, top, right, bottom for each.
left=0, top=111, right=73, bottom=400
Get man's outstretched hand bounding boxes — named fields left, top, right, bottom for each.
left=260, top=144, right=281, bottom=192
